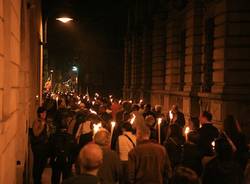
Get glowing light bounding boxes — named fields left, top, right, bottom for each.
left=90, top=109, right=97, bottom=115
left=130, top=114, right=136, bottom=125
left=184, top=126, right=190, bottom=135
left=56, top=96, right=59, bottom=110
left=93, top=122, right=102, bottom=135
left=56, top=17, right=73, bottom=23
left=110, top=121, right=116, bottom=143
left=72, top=66, right=78, bottom=72
left=119, top=100, right=122, bottom=104
left=111, top=121, right=116, bottom=128
left=158, top=118, right=162, bottom=144
left=158, top=118, right=162, bottom=125
left=169, top=110, right=173, bottom=120
left=139, top=99, right=143, bottom=104
left=185, top=126, right=190, bottom=141
left=129, top=100, right=133, bottom=103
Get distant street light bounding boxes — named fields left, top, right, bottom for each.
left=72, top=66, right=79, bottom=93
left=41, top=16, right=74, bottom=99
left=56, top=17, right=73, bottom=23
left=72, top=66, right=78, bottom=72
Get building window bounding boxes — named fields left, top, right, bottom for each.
left=202, top=17, right=214, bottom=92
left=179, top=30, right=186, bottom=91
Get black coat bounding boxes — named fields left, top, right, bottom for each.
left=202, top=157, right=244, bottom=184
left=198, top=123, right=219, bottom=157
left=182, top=143, right=203, bottom=176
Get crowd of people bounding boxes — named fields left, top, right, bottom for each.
left=30, top=92, right=250, bottom=184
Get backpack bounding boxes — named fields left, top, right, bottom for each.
left=51, top=132, right=74, bottom=166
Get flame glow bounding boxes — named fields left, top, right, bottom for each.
left=130, top=114, right=136, bottom=125
left=157, top=118, right=162, bottom=125
left=185, top=126, right=190, bottom=135
left=93, top=123, right=102, bottom=135
left=169, top=110, right=173, bottom=120
left=90, top=109, right=97, bottom=115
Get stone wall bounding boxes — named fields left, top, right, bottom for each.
left=123, top=0, right=250, bottom=135
left=0, top=0, right=42, bottom=183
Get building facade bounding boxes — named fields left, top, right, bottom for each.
left=0, top=0, right=42, bottom=183
left=123, top=0, right=250, bottom=133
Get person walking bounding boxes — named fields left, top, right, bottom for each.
left=128, top=126, right=172, bottom=184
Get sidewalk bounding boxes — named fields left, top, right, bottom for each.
left=42, top=167, right=52, bottom=184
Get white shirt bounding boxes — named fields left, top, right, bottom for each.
left=118, top=132, right=136, bottom=161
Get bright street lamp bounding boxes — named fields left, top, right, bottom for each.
left=56, top=17, right=73, bottom=23
left=72, top=66, right=78, bottom=72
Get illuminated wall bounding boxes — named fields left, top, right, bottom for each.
left=0, top=0, right=42, bottom=183
left=123, top=0, right=250, bottom=135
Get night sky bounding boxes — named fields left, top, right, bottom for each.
left=42, top=0, right=129, bottom=97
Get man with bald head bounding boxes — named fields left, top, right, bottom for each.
left=62, top=143, right=103, bottom=184
left=94, top=129, right=121, bottom=184
left=128, top=126, right=172, bottom=184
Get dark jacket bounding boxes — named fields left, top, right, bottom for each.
left=49, top=130, right=76, bottom=166
left=198, top=123, right=219, bottom=156
left=182, top=143, right=203, bottom=176
left=62, top=173, right=99, bottom=184
left=164, top=137, right=184, bottom=169
left=98, top=147, right=121, bottom=184
left=174, top=111, right=185, bottom=128
left=128, top=140, right=172, bottom=184
left=202, top=157, right=244, bottom=184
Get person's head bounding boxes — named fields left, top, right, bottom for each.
left=199, top=111, right=212, bottom=125
left=155, top=105, right=162, bottom=113
left=121, top=122, right=133, bottom=132
left=94, top=129, right=111, bottom=147
left=79, top=143, right=103, bottom=175
left=136, top=125, right=151, bottom=141
left=188, top=117, right=200, bottom=131
left=59, top=98, right=66, bottom=108
left=131, top=104, right=140, bottom=112
left=122, top=101, right=131, bottom=112
left=145, top=115, right=156, bottom=128
left=99, top=105, right=107, bottom=114
left=144, top=104, right=151, bottom=111
left=223, top=115, right=240, bottom=137
left=171, top=105, right=179, bottom=114
left=168, top=124, right=183, bottom=139
left=37, top=106, right=46, bottom=119
left=171, top=166, right=200, bottom=184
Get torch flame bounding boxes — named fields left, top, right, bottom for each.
left=157, top=118, right=162, bottom=125
left=130, top=114, right=136, bottom=125
left=90, top=109, right=97, bottom=115
left=185, top=126, right=190, bottom=135
left=111, top=121, right=116, bottom=128
left=93, top=122, right=102, bottom=135
left=169, top=110, right=173, bottom=120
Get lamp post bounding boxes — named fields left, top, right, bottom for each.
left=72, top=66, right=79, bottom=93
left=41, top=16, right=73, bottom=98
left=50, top=69, right=53, bottom=91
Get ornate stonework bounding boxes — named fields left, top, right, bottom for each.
left=123, top=0, right=250, bottom=136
